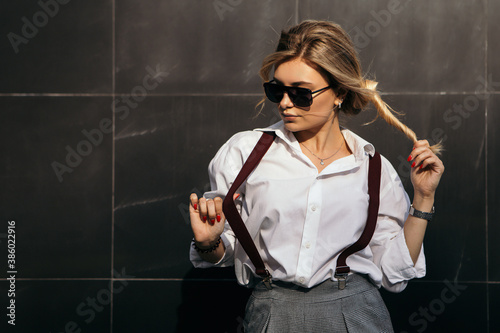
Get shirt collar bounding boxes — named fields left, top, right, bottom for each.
left=254, top=121, right=375, bottom=161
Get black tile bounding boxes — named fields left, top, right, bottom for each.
left=114, top=96, right=277, bottom=207
left=112, top=278, right=252, bottom=333
left=342, top=93, right=486, bottom=281
left=115, top=0, right=297, bottom=94
left=488, top=0, right=500, bottom=91
left=381, top=280, right=486, bottom=332
left=488, top=95, right=500, bottom=281
left=0, top=280, right=111, bottom=332
left=490, top=284, right=500, bottom=332
left=0, top=96, right=112, bottom=278
left=299, top=0, right=486, bottom=93
left=0, top=1, right=112, bottom=93
left=113, top=96, right=276, bottom=277
left=113, top=199, right=194, bottom=278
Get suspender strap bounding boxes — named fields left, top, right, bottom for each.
left=335, top=151, right=382, bottom=289
left=222, top=132, right=276, bottom=286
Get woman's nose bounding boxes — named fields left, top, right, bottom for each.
left=279, top=91, right=294, bottom=109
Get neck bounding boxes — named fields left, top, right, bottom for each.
left=293, top=113, right=344, bottom=154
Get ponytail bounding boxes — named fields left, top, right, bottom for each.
left=364, top=80, right=443, bottom=155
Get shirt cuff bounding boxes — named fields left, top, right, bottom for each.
left=381, top=228, right=426, bottom=285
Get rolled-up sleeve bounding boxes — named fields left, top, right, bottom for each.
left=189, top=132, right=255, bottom=269
left=369, top=156, right=426, bottom=293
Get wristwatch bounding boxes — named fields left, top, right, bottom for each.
left=409, top=204, right=435, bottom=221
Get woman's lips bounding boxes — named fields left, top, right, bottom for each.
left=282, top=114, right=299, bottom=121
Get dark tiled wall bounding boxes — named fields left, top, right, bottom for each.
left=0, top=0, right=496, bottom=332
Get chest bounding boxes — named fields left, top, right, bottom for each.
left=244, top=163, right=370, bottom=216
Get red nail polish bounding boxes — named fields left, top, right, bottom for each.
left=413, top=147, right=416, bottom=150
left=203, top=216, right=207, bottom=222
left=407, top=155, right=412, bottom=162
left=235, top=193, right=241, bottom=200
left=210, top=218, right=215, bottom=224
left=411, top=162, right=416, bottom=168
left=420, top=164, right=423, bottom=169
left=193, top=204, right=197, bottom=210
left=216, top=214, right=221, bottom=222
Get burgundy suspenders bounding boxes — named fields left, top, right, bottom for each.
left=334, top=150, right=381, bottom=289
left=222, top=132, right=276, bottom=289
left=222, top=131, right=382, bottom=290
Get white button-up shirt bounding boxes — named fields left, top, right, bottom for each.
left=190, top=121, right=425, bottom=292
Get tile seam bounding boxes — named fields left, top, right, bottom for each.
left=110, top=0, right=116, bottom=332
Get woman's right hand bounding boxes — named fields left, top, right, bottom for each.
left=189, top=193, right=239, bottom=248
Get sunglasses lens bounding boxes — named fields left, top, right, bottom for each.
left=264, top=83, right=284, bottom=103
left=263, top=83, right=313, bottom=107
left=288, top=87, right=312, bottom=107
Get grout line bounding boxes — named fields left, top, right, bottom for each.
left=8, top=278, right=238, bottom=282
left=0, top=93, right=114, bottom=96
left=11, top=278, right=119, bottom=281
left=379, top=91, right=500, bottom=96
left=1, top=91, right=499, bottom=98
left=484, top=0, right=489, bottom=332
left=113, top=278, right=238, bottom=282
left=111, top=0, right=116, bottom=331
left=7, top=277, right=500, bottom=283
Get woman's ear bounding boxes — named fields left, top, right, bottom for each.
left=337, top=87, right=347, bottom=101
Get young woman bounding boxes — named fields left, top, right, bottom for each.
left=189, top=20, right=444, bottom=332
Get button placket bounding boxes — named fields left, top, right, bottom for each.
left=294, top=179, right=323, bottom=286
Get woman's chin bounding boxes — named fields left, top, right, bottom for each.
left=283, top=122, right=301, bottom=132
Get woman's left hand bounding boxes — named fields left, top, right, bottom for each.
left=408, top=140, right=445, bottom=199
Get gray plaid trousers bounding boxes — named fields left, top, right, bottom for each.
left=243, top=273, right=394, bottom=333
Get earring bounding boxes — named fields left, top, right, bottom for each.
left=338, top=100, right=342, bottom=109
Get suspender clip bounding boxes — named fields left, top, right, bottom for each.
left=262, top=269, right=273, bottom=290
left=335, top=273, right=348, bottom=290
left=335, top=266, right=350, bottom=290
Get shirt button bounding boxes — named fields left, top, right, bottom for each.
left=305, top=242, right=311, bottom=249
left=311, top=205, right=317, bottom=211
left=298, top=277, right=305, bottom=283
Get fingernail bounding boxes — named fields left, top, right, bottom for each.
left=210, top=218, right=215, bottom=224
left=216, top=214, right=221, bottom=222
left=413, top=147, right=416, bottom=150
left=193, top=204, right=197, bottom=210
left=407, top=155, right=412, bottom=162
left=235, top=193, right=241, bottom=199
left=203, top=216, right=207, bottom=222
left=420, top=164, right=423, bottom=169
left=411, top=162, right=416, bottom=168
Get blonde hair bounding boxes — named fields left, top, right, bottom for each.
left=258, top=20, right=442, bottom=154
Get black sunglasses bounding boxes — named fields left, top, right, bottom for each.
left=263, top=80, right=331, bottom=107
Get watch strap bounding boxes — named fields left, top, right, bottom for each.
left=409, top=204, right=435, bottom=221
